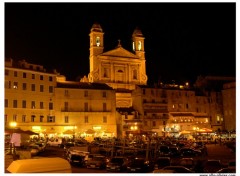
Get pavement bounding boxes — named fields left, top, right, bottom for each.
left=4, top=143, right=236, bottom=173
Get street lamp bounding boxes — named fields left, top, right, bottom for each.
left=10, top=121, right=17, bottom=129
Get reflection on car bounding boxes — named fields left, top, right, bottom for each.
left=156, top=166, right=194, bottom=173
left=126, top=157, right=154, bottom=173
left=216, top=167, right=236, bottom=173
left=203, top=160, right=222, bottom=173
left=106, top=156, right=129, bottom=172
left=86, top=155, right=107, bottom=169
left=154, top=157, right=171, bottom=170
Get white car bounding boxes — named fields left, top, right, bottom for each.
left=47, top=139, right=62, bottom=147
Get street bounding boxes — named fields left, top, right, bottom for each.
left=5, top=143, right=236, bottom=173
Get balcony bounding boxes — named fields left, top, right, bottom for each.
left=61, top=108, right=111, bottom=113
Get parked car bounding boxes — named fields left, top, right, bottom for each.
left=154, top=157, right=171, bottom=170
left=106, top=156, right=129, bottom=172
left=157, top=166, right=194, bottom=173
left=126, top=157, right=154, bottom=173
left=158, top=145, right=171, bottom=157
left=179, top=147, right=201, bottom=157
left=216, top=167, right=236, bottom=173
left=34, top=142, right=46, bottom=152
left=47, top=139, right=62, bottom=147
left=86, top=155, right=107, bottom=169
left=169, top=146, right=181, bottom=157
left=203, top=160, right=223, bottom=173
left=65, top=146, right=90, bottom=166
left=26, top=144, right=40, bottom=156
left=179, top=158, right=194, bottom=170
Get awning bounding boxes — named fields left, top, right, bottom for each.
left=5, top=128, right=38, bottom=135
left=85, top=129, right=95, bottom=134
left=63, top=130, right=74, bottom=135
left=179, top=130, right=191, bottom=134
left=171, top=113, right=193, bottom=116
left=197, top=128, right=213, bottom=133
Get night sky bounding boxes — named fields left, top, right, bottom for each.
left=5, top=2, right=236, bottom=85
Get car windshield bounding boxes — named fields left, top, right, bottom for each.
left=93, top=157, right=104, bottom=161
left=111, top=158, right=124, bottom=163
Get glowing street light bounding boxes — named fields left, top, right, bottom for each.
left=10, top=122, right=17, bottom=128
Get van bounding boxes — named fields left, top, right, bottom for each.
left=7, top=157, right=72, bottom=173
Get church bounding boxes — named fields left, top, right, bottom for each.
left=87, top=23, right=148, bottom=109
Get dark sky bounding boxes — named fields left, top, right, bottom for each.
left=5, top=2, right=236, bottom=85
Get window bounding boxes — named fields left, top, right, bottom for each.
left=64, top=102, right=68, bottom=111
left=84, top=91, right=88, bottom=97
left=22, top=100, right=26, bottom=108
left=102, top=91, right=106, bottom=97
left=38, top=85, right=43, bottom=92
left=22, top=83, right=27, bottom=90
left=40, top=102, right=44, bottom=109
left=13, top=100, right=17, bottom=108
left=65, top=90, right=69, bottom=96
left=31, top=115, right=36, bottom=122
left=84, top=116, right=89, bottom=123
left=14, top=71, right=17, bottom=77
left=133, top=70, right=137, bottom=79
left=49, top=102, right=53, bottom=110
left=32, top=74, right=35, bottom=79
left=49, top=76, right=53, bottom=82
left=40, top=115, right=44, bottom=122
left=5, top=99, right=8, bottom=108
left=5, top=69, right=9, bottom=76
left=96, top=36, right=100, bottom=46
left=103, top=116, right=107, bottom=123
left=103, top=103, right=107, bottom=112
left=151, top=90, right=154, bottom=95
left=49, top=86, right=53, bottom=93
left=23, top=72, right=27, bottom=78
left=152, top=121, right=156, bottom=127
left=138, top=41, right=142, bottom=50
left=5, top=81, right=11, bottom=89
left=5, top=115, right=8, bottom=123
left=13, top=115, right=17, bottom=122
left=22, top=115, right=26, bottom=122
left=31, top=101, right=35, bottom=109
left=40, top=75, right=43, bottom=80
left=143, top=89, right=145, bottom=95
left=47, top=116, right=55, bottom=122
left=31, top=84, right=35, bottom=91
left=103, top=68, right=108, bottom=77
left=186, top=104, right=189, bottom=109
left=84, top=103, right=88, bottom=112
left=144, top=121, right=147, bottom=126
left=143, top=99, right=146, bottom=103
left=65, top=116, right=69, bottom=123
left=13, top=82, right=18, bottom=89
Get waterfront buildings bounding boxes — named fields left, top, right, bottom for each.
left=5, top=23, right=235, bottom=140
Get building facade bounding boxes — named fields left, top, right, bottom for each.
left=5, top=23, right=236, bottom=140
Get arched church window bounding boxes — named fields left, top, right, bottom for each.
left=96, top=36, right=100, bottom=47
left=118, top=70, right=123, bottom=73
left=103, top=68, right=108, bottom=77
left=133, top=70, right=137, bottom=79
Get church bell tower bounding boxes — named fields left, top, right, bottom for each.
left=89, top=23, right=104, bottom=73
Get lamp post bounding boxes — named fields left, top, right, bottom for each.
left=9, top=122, right=17, bottom=155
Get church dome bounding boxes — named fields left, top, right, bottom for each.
left=91, top=23, right=103, bottom=32
left=132, top=27, right=143, bottom=37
